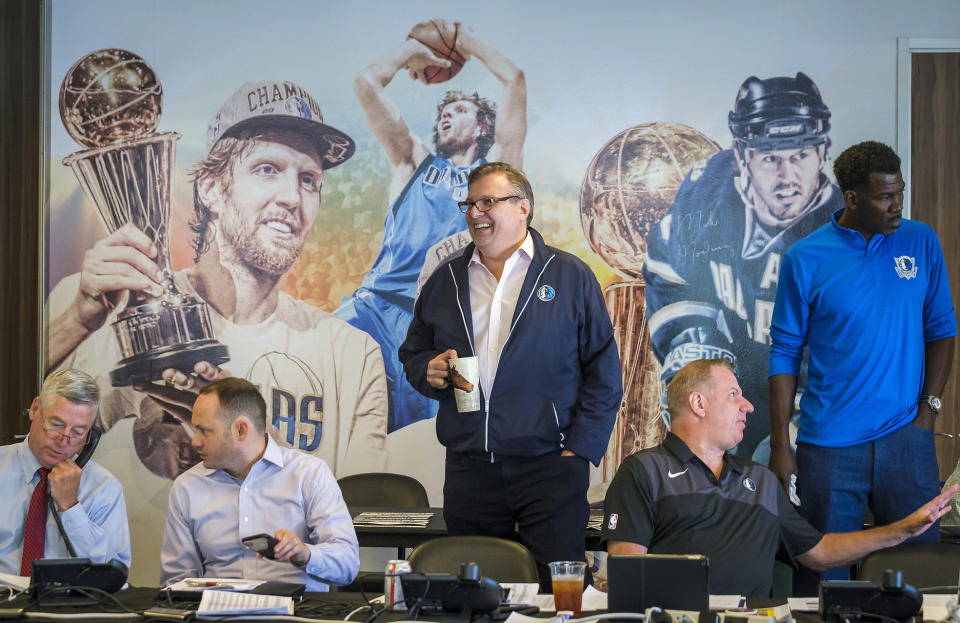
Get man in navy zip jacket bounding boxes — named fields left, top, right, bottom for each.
left=400, top=162, right=622, bottom=589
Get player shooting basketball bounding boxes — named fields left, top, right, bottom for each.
left=336, top=20, right=527, bottom=432
left=46, top=79, right=388, bottom=479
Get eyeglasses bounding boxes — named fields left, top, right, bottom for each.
left=40, top=416, right=89, bottom=443
left=457, top=195, right=521, bottom=213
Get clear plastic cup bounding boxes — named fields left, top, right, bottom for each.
left=549, top=560, right=586, bottom=616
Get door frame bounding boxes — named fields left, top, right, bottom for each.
left=896, top=37, right=960, bottom=217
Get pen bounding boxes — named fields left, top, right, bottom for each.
left=185, top=580, right=241, bottom=587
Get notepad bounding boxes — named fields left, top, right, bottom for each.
left=197, top=589, right=294, bottom=615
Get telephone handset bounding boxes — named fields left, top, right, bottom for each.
left=74, top=427, right=101, bottom=468
left=48, top=427, right=102, bottom=557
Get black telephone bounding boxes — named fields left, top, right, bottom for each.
left=819, top=571, right=923, bottom=623
left=48, top=427, right=102, bottom=557
left=74, top=427, right=101, bottom=468
left=30, top=557, right=128, bottom=605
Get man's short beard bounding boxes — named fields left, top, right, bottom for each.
left=219, top=214, right=303, bottom=277
left=238, top=239, right=302, bottom=276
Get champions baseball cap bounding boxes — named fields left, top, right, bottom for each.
left=205, top=79, right=355, bottom=168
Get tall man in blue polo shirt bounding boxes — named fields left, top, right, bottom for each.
left=768, top=141, right=957, bottom=591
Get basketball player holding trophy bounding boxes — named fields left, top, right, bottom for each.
left=47, top=50, right=388, bottom=480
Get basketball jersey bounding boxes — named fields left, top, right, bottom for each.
left=360, top=154, right=484, bottom=309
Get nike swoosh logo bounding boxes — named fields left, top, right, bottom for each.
left=667, top=469, right=688, bottom=478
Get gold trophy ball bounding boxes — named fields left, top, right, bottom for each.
left=59, top=48, right=162, bottom=149
left=580, top=122, right=720, bottom=280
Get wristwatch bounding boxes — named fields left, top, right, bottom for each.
left=919, top=394, right=942, bottom=413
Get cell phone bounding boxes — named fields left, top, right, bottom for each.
left=241, top=533, right=278, bottom=559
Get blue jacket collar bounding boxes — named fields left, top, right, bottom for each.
left=447, top=227, right=554, bottom=349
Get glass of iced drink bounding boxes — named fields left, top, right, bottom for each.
left=549, top=560, right=586, bottom=616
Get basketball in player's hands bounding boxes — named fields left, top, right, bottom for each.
left=407, top=19, right=466, bottom=84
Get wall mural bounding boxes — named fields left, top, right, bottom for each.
left=42, top=0, right=882, bottom=584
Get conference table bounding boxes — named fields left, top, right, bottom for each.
left=2, top=587, right=807, bottom=622
left=3, top=588, right=420, bottom=622
left=350, top=506, right=606, bottom=552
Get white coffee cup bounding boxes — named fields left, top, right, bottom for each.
left=448, top=356, right=480, bottom=412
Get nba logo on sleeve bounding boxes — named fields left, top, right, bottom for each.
left=608, top=513, right=619, bottom=529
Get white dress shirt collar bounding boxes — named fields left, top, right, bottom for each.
left=200, top=434, right=286, bottom=481
left=468, top=231, right=535, bottom=398
left=468, top=231, right=534, bottom=270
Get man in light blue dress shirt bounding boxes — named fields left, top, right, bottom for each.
left=160, top=377, right=359, bottom=591
left=0, top=369, right=130, bottom=575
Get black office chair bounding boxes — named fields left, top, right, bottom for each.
left=338, top=472, right=429, bottom=508
left=407, top=535, right=540, bottom=584
left=856, top=542, right=960, bottom=592
left=336, top=472, right=429, bottom=594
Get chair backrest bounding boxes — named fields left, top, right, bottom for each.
left=856, top=542, right=960, bottom=591
left=337, top=472, right=429, bottom=508
left=407, top=535, right=540, bottom=584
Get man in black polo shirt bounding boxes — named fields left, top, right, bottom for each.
left=602, top=358, right=957, bottom=597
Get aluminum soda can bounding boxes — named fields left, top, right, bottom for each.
left=385, top=559, right=411, bottom=611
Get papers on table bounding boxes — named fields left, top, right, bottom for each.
left=587, top=508, right=605, bottom=531
left=787, top=596, right=820, bottom=612
left=197, top=589, right=294, bottom=615
left=711, top=594, right=746, bottom=609
left=581, top=585, right=609, bottom=611
left=501, top=582, right=540, bottom=605
left=165, top=577, right=264, bottom=593
left=529, top=593, right=557, bottom=612
left=788, top=593, right=960, bottom=619
left=0, top=573, right=30, bottom=591
left=922, top=593, right=958, bottom=622
left=505, top=612, right=544, bottom=623
left=510, top=588, right=748, bottom=616
left=536, top=584, right=608, bottom=613
left=352, top=511, right=434, bottom=528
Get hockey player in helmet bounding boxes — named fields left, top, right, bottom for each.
left=730, top=72, right=832, bottom=231
left=642, top=72, right=843, bottom=461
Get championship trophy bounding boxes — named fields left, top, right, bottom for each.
left=580, top=122, right=720, bottom=483
left=59, top=49, right=228, bottom=386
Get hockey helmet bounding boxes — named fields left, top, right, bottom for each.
left=728, top=72, right=830, bottom=152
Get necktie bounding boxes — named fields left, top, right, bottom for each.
left=20, top=467, right=50, bottom=576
